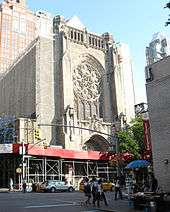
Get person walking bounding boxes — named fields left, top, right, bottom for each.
left=83, top=178, right=91, bottom=205
left=9, top=178, right=13, bottom=191
left=22, top=179, right=27, bottom=193
left=91, top=177, right=98, bottom=206
left=150, top=173, right=158, bottom=192
left=96, top=178, right=108, bottom=208
left=114, top=176, right=123, bottom=200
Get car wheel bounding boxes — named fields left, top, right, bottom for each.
left=68, top=187, right=74, bottom=192
left=50, top=187, right=56, bottom=193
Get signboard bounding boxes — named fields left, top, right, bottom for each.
left=0, top=144, right=13, bottom=153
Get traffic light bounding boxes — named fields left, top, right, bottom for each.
left=43, top=142, right=48, bottom=149
left=34, top=128, right=40, bottom=140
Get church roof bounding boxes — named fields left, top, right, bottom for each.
left=66, top=16, right=86, bottom=30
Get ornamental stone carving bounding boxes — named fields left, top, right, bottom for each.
left=73, top=62, right=102, bottom=101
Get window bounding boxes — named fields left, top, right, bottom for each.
left=74, top=31, right=77, bottom=40
left=78, top=32, right=80, bottom=41
left=95, top=39, right=97, bottom=46
left=20, top=19, right=26, bottom=34
left=92, top=38, right=94, bottom=46
left=81, top=34, right=83, bottom=42
left=13, top=17, right=19, bottom=32
left=89, top=37, right=91, bottom=45
left=98, top=40, right=101, bottom=48
left=101, top=40, right=104, bottom=48
left=71, top=31, right=73, bottom=39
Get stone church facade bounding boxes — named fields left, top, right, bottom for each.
left=0, top=15, right=135, bottom=152
left=53, top=16, right=135, bottom=151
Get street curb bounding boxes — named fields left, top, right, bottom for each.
left=94, top=207, right=115, bottom=212
left=0, top=190, right=21, bottom=193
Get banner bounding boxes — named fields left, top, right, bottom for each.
left=143, top=119, right=152, bottom=151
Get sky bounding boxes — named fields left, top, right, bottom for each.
left=27, top=0, right=170, bottom=103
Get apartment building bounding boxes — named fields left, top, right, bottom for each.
left=0, top=0, right=53, bottom=75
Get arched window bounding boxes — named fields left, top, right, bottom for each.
left=79, top=102, right=85, bottom=120
left=91, top=103, right=96, bottom=117
left=84, top=102, right=91, bottom=120
left=74, top=99, right=79, bottom=119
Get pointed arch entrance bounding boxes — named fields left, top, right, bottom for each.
left=83, top=134, right=110, bottom=152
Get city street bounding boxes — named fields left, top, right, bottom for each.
left=0, top=191, right=136, bottom=212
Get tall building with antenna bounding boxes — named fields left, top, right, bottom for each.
left=146, top=32, right=170, bottom=65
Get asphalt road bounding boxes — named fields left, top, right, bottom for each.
left=0, top=191, right=109, bottom=212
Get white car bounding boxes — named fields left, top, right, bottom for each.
left=40, top=180, right=74, bottom=193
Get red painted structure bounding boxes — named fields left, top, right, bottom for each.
left=143, top=119, right=152, bottom=160
left=13, top=144, right=133, bottom=161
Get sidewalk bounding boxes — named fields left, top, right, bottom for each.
left=93, top=200, right=139, bottom=212
left=92, top=192, right=141, bottom=212
left=0, top=188, right=20, bottom=193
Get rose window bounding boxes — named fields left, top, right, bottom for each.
left=73, top=63, right=101, bottom=101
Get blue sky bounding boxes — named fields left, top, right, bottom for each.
left=27, top=0, right=170, bottom=103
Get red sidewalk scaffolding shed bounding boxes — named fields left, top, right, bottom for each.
left=12, top=144, right=118, bottom=188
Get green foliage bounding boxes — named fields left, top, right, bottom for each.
left=130, top=116, right=145, bottom=154
left=116, top=116, right=144, bottom=159
left=116, top=131, right=140, bottom=159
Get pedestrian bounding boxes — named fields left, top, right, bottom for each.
left=91, top=177, right=98, bottom=206
left=141, top=181, right=150, bottom=192
left=22, top=180, right=27, bottom=193
left=83, top=177, right=91, bottom=205
left=150, top=173, right=158, bottom=192
left=114, top=176, right=123, bottom=200
left=9, top=178, right=13, bottom=191
left=96, top=178, right=108, bottom=208
left=119, top=174, right=126, bottom=188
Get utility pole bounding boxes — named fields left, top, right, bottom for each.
left=20, top=138, right=47, bottom=188
left=22, top=139, right=25, bottom=181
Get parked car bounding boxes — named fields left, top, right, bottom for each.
left=39, top=180, right=74, bottom=193
left=79, top=178, right=115, bottom=192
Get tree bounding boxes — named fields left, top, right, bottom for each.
left=130, top=116, right=145, bottom=154
left=116, top=116, right=144, bottom=159
left=116, top=130, right=140, bottom=159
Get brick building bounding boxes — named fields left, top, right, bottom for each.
left=145, top=56, right=170, bottom=192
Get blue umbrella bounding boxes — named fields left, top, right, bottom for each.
left=125, top=160, right=150, bottom=169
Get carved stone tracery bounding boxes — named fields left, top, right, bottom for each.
left=72, top=56, right=104, bottom=121
left=73, top=62, right=101, bottom=101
